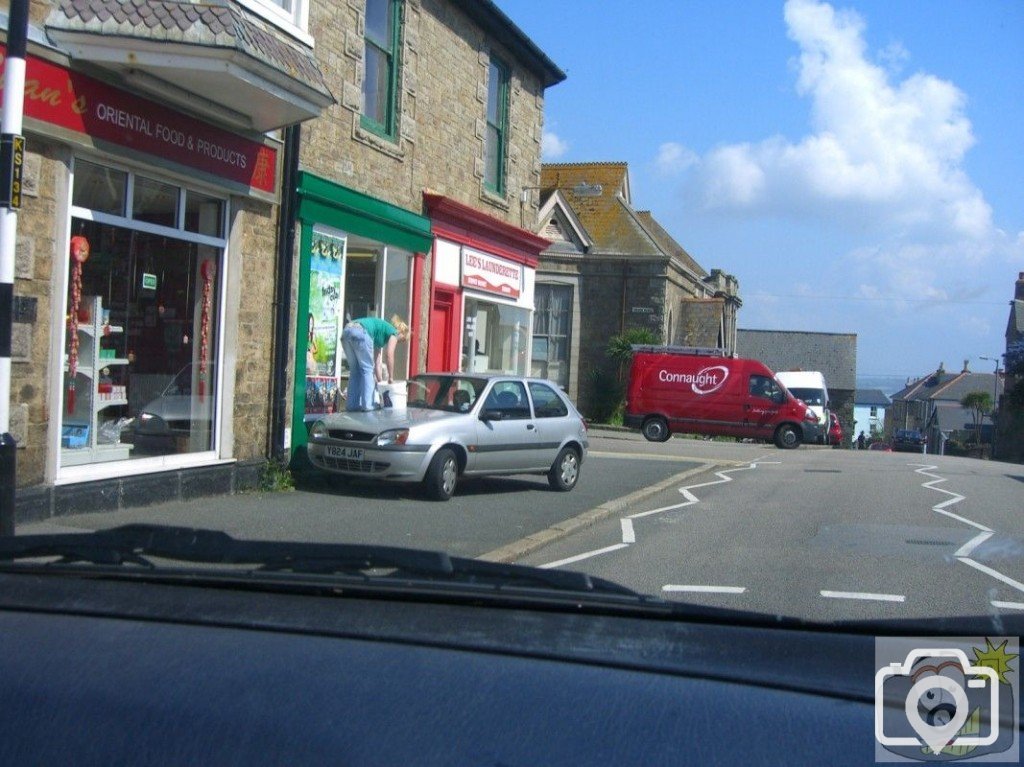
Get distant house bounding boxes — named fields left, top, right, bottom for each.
left=736, top=329, right=857, bottom=444
left=887, top=361, right=1004, bottom=454
left=853, top=389, right=890, bottom=440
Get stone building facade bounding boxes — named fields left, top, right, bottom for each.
left=287, top=0, right=563, bottom=458
left=535, top=162, right=741, bottom=416
left=6, top=0, right=332, bottom=519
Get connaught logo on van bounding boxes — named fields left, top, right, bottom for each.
left=657, top=365, right=730, bottom=394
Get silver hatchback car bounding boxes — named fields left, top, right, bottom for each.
left=306, top=374, right=589, bottom=500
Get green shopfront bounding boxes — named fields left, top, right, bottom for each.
left=290, top=173, right=433, bottom=459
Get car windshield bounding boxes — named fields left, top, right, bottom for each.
left=7, top=0, right=1024, bottom=690
left=406, top=375, right=486, bottom=412
left=787, top=388, right=825, bottom=406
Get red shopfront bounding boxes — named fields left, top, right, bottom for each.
left=4, top=44, right=282, bottom=488
left=421, top=194, right=549, bottom=376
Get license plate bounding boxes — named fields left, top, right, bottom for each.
left=326, top=446, right=364, bottom=460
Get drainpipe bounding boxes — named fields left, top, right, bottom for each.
left=269, top=124, right=301, bottom=463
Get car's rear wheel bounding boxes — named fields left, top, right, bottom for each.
left=423, top=447, right=458, bottom=501
left=773, top=424, right=801, bottom=449
left=548, top=446, right=581, bottom=492
left=641, top=416, right=671, bottom=443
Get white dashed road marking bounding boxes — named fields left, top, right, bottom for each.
left=663, top=585, right=746, bottom=595
left=820, top=590, right=906, bottom=603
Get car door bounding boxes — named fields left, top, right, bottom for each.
left=474, top=380, right=542, bottom=472
left=743, top=374, right=784, bottom=439
left=527, top=381, right=573, bottom=469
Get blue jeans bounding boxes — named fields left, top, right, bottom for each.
left=341, top=324, right=375, bottom=411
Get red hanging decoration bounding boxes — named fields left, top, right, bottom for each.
left=198, top=259, right=216, bottom=402
left=67, top=236, right=91, bottom=414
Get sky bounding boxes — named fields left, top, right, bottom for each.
left=497, top=0, right=1024, bottom=382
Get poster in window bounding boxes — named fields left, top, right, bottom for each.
left=308, top=230, right=345, bottom=377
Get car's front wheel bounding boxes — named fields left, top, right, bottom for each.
left=423, top=447, right=458, bottom=501
left=773, top=424, right=802, bottom=449
left=548, top=446, right=581, bottom=492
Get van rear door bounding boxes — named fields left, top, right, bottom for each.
left=743, top=373, right=785, bottom=439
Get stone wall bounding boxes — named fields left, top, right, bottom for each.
left=12, top=139, right=70, bottom=486
left=303, top=0, right=546, bottom=224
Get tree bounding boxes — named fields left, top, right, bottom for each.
left=960, top=390, right=992, bottom=445
left=607, top=327, right=660, bottom=382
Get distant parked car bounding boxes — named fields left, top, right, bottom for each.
left=891, top=429, right=927, bottom=453
left=867, top=441, right=893, bottom=452
left=306, top=373, right=589, bottom=500
left=828, top=412, right=843, bottom=445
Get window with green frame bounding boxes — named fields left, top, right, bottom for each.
left=484, top=56, right=510, bottom=194
left=362, top=0, right=401, bottom=139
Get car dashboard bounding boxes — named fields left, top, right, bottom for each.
left=0, top=569, right=991, bottom=765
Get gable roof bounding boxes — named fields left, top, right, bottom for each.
left=541, top=163, right=662, bottom=256
left=537, top=189, right=591, bottom=255
left=892, top=368, right=1003, bottom=403
left=1008, top=299, right=1024, bottom=341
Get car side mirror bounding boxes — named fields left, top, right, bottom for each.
left=480, top=409, right=504, bottom=422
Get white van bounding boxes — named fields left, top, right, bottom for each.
left=775, top=371, right=830, bottom=444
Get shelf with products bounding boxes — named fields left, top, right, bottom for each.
left=61, top=296, right=133, bottom=466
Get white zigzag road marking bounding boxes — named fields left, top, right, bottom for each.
left=540, top=455, right=774, bottom=569
left=910, top=463, right=1022, bottom=596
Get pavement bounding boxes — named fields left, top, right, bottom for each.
left=17, top=428, right=715, bottom=561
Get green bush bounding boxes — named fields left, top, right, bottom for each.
left=258, top=461, right=295, bottom=492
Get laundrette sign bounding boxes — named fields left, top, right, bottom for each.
left=0, top=45, right=277, bottom=194
left=461, top=248, right=521, bottom=299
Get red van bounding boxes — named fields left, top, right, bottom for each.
left=623, top=346, right=821, bottom=448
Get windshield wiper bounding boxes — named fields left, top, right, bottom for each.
left=0, top=524, right=645, bottom=600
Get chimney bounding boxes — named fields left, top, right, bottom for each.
left=1016, top=271, right=1024, bottom=301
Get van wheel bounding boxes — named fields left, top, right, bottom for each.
left=642, top=417, right=671, bottom=442
left=548, top=447, right=580, bottom=491
left=423, top=448, right=458, bottom=500
left=774, top=424, right=801, bottom=449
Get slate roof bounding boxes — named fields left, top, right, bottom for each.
left=1008, top=299, right=1024, bottom=339
left=854, top=389, right=890, bottom=407
left=736, top=329, right=857, bottom=390
left=635, top=211, right=707, bottom=278
left=47, top=0, right=332, bottom=100
left=541, top=163, right=662, bottom=257
left=893, top=369, right=1003, bottom=403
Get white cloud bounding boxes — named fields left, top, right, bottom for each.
left=541, top=130, right=569, bottom=160
left=686, top=0, right=992, bottom=241
left=654, top=142, right=698, bottom=175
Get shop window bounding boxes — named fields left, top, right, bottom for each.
left=464, top=297, right=530, bottom=376
left=306, top=235, right=411, bottom=420
left=132, top=176, right=179, bottom=229
left=62, top=159, right=227, bottom=469
left=71, top=160, right=126, bottom=216
left=362, top=0, right=402, bottom=139
left=484, top=56, right=510, bottom=195
left=184, top=191, right=225, bottom=238
left=531, top=284, right=571, bottom=388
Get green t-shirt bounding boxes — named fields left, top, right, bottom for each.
left=354, top=317, right=398, bottom=350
